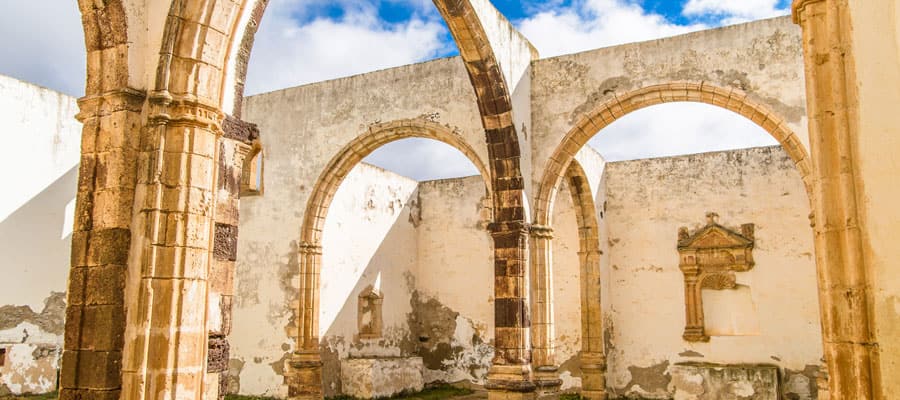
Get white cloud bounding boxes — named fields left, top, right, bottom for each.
left=0, top=0, right=86, bottom=97
left=588, top=103, right=778, bottom=161
left=363, top=138, right=480, bottom=181
left=517, top=0, right=707, bottom=58
left=683, top=0, right=789, bottom=25
left=515, top=1, right=784, bottom=162
left=244, top=0, right=449, bottom=95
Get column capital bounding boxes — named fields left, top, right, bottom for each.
left=792, top=0, right=825, bottom=23
left=76, top=87, right=146, bottom=122
left=529, top=224, right=554, bottom=239
left=489, top=221, right=530, bottom=237
left=147, top=91, right=225, bottom=132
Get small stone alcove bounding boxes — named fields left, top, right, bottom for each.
left=677, top=213, right=756, bottom=342
left=358, top=285, right=384, bottom=340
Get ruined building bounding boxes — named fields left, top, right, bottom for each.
left=1, top=0, right=899, bottom=400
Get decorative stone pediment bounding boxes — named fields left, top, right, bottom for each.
left=678, top=213, right=756, bottom=342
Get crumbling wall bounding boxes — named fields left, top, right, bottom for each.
left=0, top=74, right=80, bottom=395
left=414, top=176, right=494, bottom=384
left=234, top=55, right=491, bottom=397
left=603, top=146, right=822, bottom=399
left=231, top=163, right=419, bottom=397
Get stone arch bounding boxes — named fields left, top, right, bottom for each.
left=432, top=0, right=526, bottom=218
left=563, top=160, right=606, bottom=399
left=292, top=118, right=492, bottom=353
left=300, top=119, right=493, bottom=247
left=534, top=82, right=814, bottom=228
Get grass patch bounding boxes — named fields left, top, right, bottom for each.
left=226, top=384, right=474, bottom=400
left=0, top=392, right=58, bottom=400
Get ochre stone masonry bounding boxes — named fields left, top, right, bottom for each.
left=0, top=0, right=893, bottom=399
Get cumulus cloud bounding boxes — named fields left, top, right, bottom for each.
left=683, top=0, right=790, bottom=25
left=517, top=0, right=707, bottom=57
left=0, top=0, right=86, bottom=97
left=588, top=103, right=778, bottom=161
left=514, top=0, right=783, bottom=162
left=244, top=0, right=449, bottom=95
left=363, top=138, right=480, bottom=181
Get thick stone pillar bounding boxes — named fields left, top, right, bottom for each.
left=206, top=117, right=258, bottom=400
left=529, top=225, right=561, bottom=397
left=578, top=247, right=606, bottom=400
left=487, top=223, right=536, bottom=400
left=285, top=243, right=324, bottom=400
left=61, top=88, right=146, bottom=400
left=118, top=92, right=225, bottom=400
left=793, top=1, right=880, bottom=398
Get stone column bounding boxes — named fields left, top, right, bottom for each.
left=61, top=88, right=145, bottom=400
left=206, top=116, right=258, bottom=400
left=578, top=246, right=606, bottom=400
left=286, top=242, right=324, bottom=400
left=679, top=268, right=706, bottom=342
left=487, top=223, right=536, bottom=400
left=793, top=1, right=879, bottom=398
left=118, top=92, right=225, bottom=400
left=529, top=225, right=562, bottom=397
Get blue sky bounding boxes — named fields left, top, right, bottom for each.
left=0, top=0, right=791, bottom=181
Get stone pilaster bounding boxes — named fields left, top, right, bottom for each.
left=487, top=223, right=536, bottom=400
left=60, top=88, right=146, bottom=400
left=578, top=248, right=606, bottom=400
left=286, top=243, right=324, bottom=400
left=528, top=225, right=561, bottom=398
left=118, top=91, right=225, bottom=400
left=793, top=1, right=880, bottom=398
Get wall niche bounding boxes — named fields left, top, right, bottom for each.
left=677, top=212, right=756, bottom=342
left=358, top=285, right=384, bottom=340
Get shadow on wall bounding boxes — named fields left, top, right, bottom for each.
left=317, top=192, right=419, bottom=396
left=0, top=165, right=77, bottom=395
left=313, top=189, right=492, bottom=397
left=0, top=165, right=78, bottom=308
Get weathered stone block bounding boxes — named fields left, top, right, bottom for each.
left=340, top=357, right=424, bottom=399
left=669, top=363, right=779, bottom=400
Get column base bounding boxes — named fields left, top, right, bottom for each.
left=533, top=366, right=562, bottom=400
left=486, top=364, right=537, bottom=400
left=285, top=351, right=323, bottom=400
left=580, top=353, right=607, bottom=400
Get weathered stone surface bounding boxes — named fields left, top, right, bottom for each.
left=669, top=363, right=779, bottom=400
left=340, top=357, right=425, bottom=399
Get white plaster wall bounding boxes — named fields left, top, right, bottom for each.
left=235, top=55, right=491, bottom=396
left=602, top=146, right=822, bottom=399
left=232, top=163, right=419, bottom=397
left=550, top=182, right=583, bottom=387
left=415, top=176, right=495, bottom=384
left=0, top=75, right=79, bottom=395
left=530, top=16, right=809, bottom=191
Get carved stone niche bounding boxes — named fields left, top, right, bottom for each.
left=358, top=286, right=384, bottom=340
left=677, top=213, right=755, bottom=342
